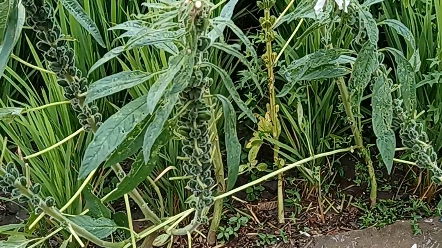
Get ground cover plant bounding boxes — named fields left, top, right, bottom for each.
left=0, top=0, right=441, bottom=247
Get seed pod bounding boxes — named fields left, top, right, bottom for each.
left=45, top=197, right=55, bottom=207
left=17, top=176, right=27, bottom=187
left=18, top=195, right=28, bottom=203
left=30, top=183, right=41, bottom=195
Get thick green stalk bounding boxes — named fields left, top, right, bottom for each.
left=336, top=78, right=377, bottom=207
left=207, top=97, right=225, bottom=245
left=263, top=4, right=284, bottom=223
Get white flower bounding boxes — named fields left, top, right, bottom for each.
left=314, top=0, right=350, bottom=15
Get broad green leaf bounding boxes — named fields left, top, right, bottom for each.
left=0, top=107, right=23, bottom=123
left=146, top=54, right=186, bottom=114
left=79, top=96, right=149, bottom=179
left=385, top=47, right=416, bottom=113
left=103, top=116, right=150, bottom=168
left=85, top=71, right=159, bottom=105
left=362, top=0, right=384, bottom=7
left=0, top=235, right=31, bottom=248
left=372, top=76, right=395, bottom=174
left=143, top=58, right=194, bottom=161
left=348, top=42, right=378, bottom=113
left=125, top=28, right=183, bottom=51
left=105, top=129, right=170, bottom=202
left=207, top=0, right=239, bottom=43
left=379, top=19, right=420, bottom=71
left=216, top=95, right=241, bottom=191
left=278, top=49, right=352, bottom=97
left=0, top=1, right=24, bottom=79
left=359, top=9, right=378, bottom=45
left=58, top=0, right=105, bottom=47
left=299, top=66, right=351, bottom=81
left=68, top=216, right=117, bottom=239
left=274, top=1, right=316, bottom=28
left=211, top=42, right=262, bottom=95
left=203, top=62, right=256, bottom=123
left=83, top=187, right=111, bottom=219
left=88, top=46, right=124, bottom=76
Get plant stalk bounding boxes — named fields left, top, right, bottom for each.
left=336, top=78, right=377, bottom=207
left=263, top=5, right=284, bottom=223
left=207, top=98, right=225, bottom=245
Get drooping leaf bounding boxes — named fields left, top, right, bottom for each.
left=88, top=46, right=124, bottom=76
left=211, top=42, right=262, bottom=95
left=83, top=187, right=111, bottom=219
left=0, top=224, right=24, bottom=234
left=0, top=0, right=13, bottom=41
left=146, top=54, right=186, bottom=114
left=298, top=66, right=351, bottom=81
left=385, top=47, right=416, bottom=113
left=210, top=17, right=257, bottom=62
left=0, top=107, right=23, bottom=123
left=58, top=0, right=105, bottom=47
left=143, top=58, right=194, bottom=161
left=204, top=62, right=256, bottom=123
left=207, top=0, right=239, bottom=43
left=0, top=235, right=31, bottom=248
left=348, top=41, right=378, bottom=113
left=216, top=95, right=241, bottom=191
left=105, top=128, right=171, bottom=202
left=274, top=1, right=316, bottom=28
left=359, top=9, right=378, bottom=45
left=372, top=76, right=395, bottom=174
left=85, top=71, right=159, bottom=105
left=68, top=216, right=117, bottom=239
left=379, top=19, right=420, bottom=71
left=79, top=96, right=149, bottom=179
left=0, top=1, right=25, bottom=79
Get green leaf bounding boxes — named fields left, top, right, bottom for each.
left=0, top=107, right=23, bottom=123
left=372, top=76, right=395, bottom=174
left=385, top=47, right=416, bottom=113
left=83, top=187, right=111, bottom=219
left=0, top=1, right=24, bottom=79
left=103, top=116, right=151, bottom=168
left=359, top=9, right=378, bottom=45
left=85, top=71, right=159, bottom=105
left=298, top=66, right=351, bottom=81
left=146, top=54, right=186, bottom=114
left=143, top=58, right=194, bottom=161
left=348, top=42, right=378, bottom=113
left=68, top=216, right=117, bottom=239
left=207, top=0, right=239, bottom=43
left=0, top=0, right=13, bottom=41
left=210, top=17, right=257, bottom=62
left=105, top=129, right=170, bottom=202
left=211, top=42, right=262, bottom=95
left=59, top=239, right=69, bottom=248
left=216, top=95, right=241, bottom=191
left=0, top=235, right=31, bottom=248
left=279, top=49, right=352, bottom=97
left=379, top=19, right=420, bottom=71
left=274, top=1, right=316, bottom=28
left=0, top=224, right=24, bottom=234
left=125, top=28, right=184, bottom=51
left=362, top=0, right=384, bottom=7
left=88, top=46, right=124, bottom=76
left=204, top=62, right=256, bottom=123
left=79, top=96, right=149, bottom=179
left=58, top=0, right=105, bottom=47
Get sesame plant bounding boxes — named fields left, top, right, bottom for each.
left=0, top=0, right=261, bottom=246
left=272, top=0, right=442, bottom=207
